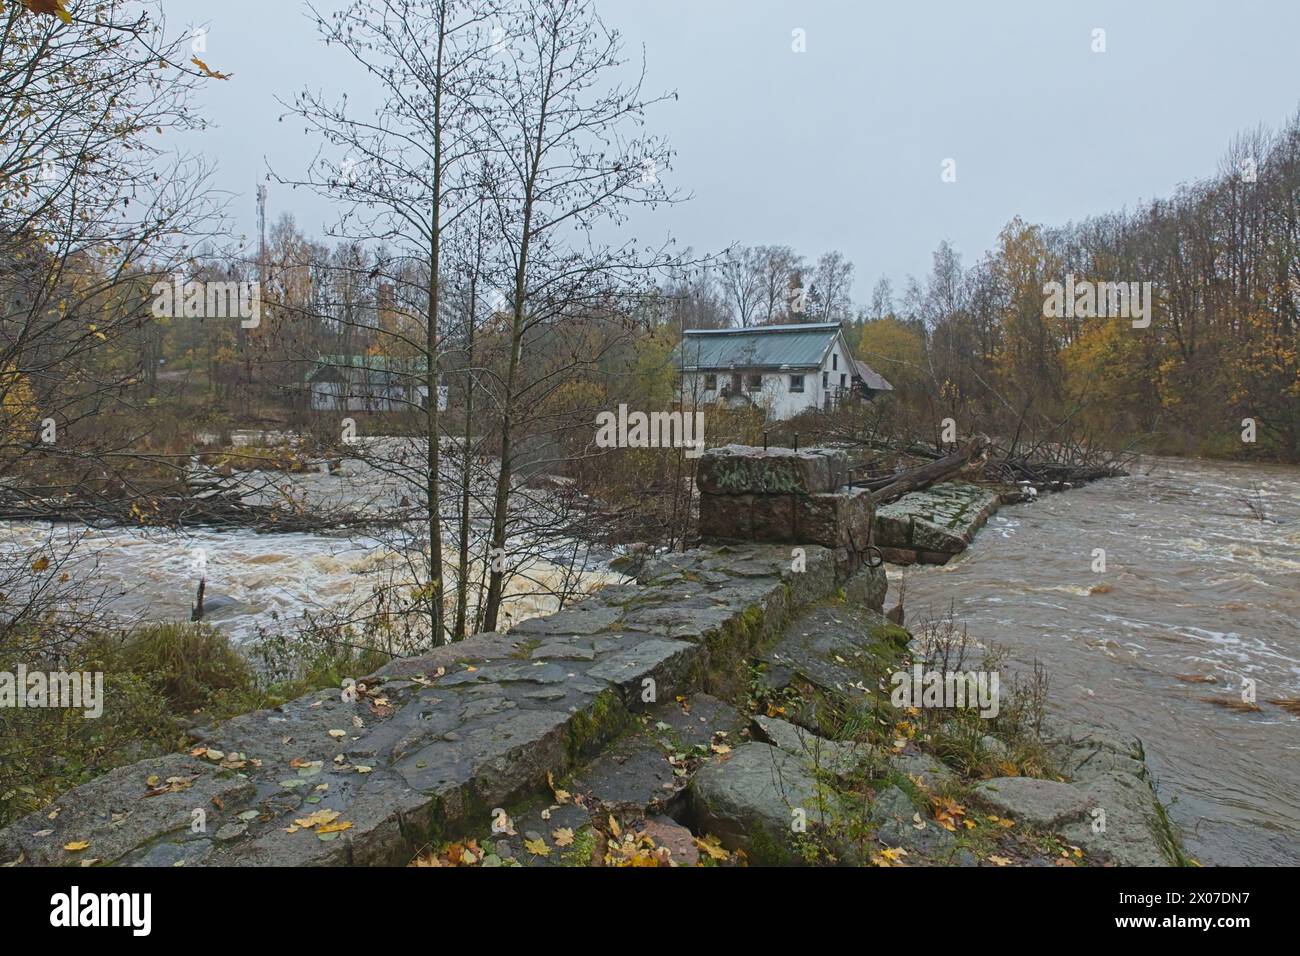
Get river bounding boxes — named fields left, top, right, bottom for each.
left=893, top=457, right=1300, bottom=866
left=4, top=449, right=1296, bottom=865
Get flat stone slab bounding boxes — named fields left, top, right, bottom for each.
left=0, top=545, right=848, bottom=868
left=874, top=481, right=1003, bottom=557
left=973, top=776, right=1091, bottom=829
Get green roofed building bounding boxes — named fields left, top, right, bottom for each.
left=672, top=323, right=891, bottom=420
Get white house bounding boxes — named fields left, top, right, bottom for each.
left=673, top=323, right=891, bottom=421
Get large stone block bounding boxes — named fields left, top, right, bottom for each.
left=697, top=445, right=853, bottom=496
left=697, top=492, right=753, bottom=541
left=789, top=487, right=875, bottom=550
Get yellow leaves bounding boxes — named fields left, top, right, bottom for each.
left=30, top=556, right=49, bottom=573
left=144, top=775, right=194, bottom=797
left=292, top=809, right=340, bottom=830
left=693, top=835, right=729, bottom=862
left=552, top=827, right=574, bottom=848
left=930, top=796, right=967, bottom=833
left=327, top=729, right=346, bottom=739
left=411, top=840, right=483, bottom=867
left=523, top=837, right=550, bottom=857
left=876, top=846, right=908, bottom=866
left=546, top=771, right=570, bottom=804
left=317, top=821, right=353, bottom=835
left=20, top=0, right=72, bottom=24
left=605, top=830, right=670, bottom=867
left=63, top=841, right=90, bottom=852
left=987, top=854, right=1013, bottom=866
left=191, top=57, right=232, bottom=81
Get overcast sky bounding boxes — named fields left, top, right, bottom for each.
left=163, top=0, right=1300, bottom=303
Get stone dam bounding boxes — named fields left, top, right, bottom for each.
left=0, top=446, right=1176, bottom=867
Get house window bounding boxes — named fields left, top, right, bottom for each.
left=832, top=353, right=838, bottom=371
left=747, top=373, right=762, bottom=390
left=840, top=373, right=846, bottom=388
left=789, top=374, right=804, bottom=393
left=704, top=373, right=717, bottom=390
left=822, top=371, right=829, bottom=389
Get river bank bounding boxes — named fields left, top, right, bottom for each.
left=892, top=457, right=1300, bottom=866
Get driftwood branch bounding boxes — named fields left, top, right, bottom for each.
left=868, top=436, right=989, bottom=504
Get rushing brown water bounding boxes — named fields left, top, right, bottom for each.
left=893, top=457, right=1300, bottom=866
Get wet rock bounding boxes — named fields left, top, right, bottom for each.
left=973, top=777, right=1091, bottom=829
left=688, top=742, right=825, bottom=865
left=570, top=736, right=677, bottom=811
left=750, top=715, right=875, bottom=779
left=870, top=785, right=956, bottom=856
left=650, top=693, right=745, bottom=750
left=1058, top=771, right=1168, bottom=866
left=890, top=751, right=959, bottom=791
left=643, top=817, right=699, bottom=866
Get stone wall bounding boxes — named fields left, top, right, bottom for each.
left=696, top=445, right=875, bottom=551
left=873, top=482, right=1008, bottom=565
left=0, top=543, right=882, bottom=867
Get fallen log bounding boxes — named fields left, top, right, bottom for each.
left=867, top=436, right=989, bottom=505
left=0, top=491, right=403, bottom=533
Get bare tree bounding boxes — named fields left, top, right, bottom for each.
left=282, top=0, right=502, bottom=643
left=475, top=0, right=682, bottom=631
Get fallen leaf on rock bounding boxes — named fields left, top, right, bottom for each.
left=523, top=838, right=550, bottom=857
left=63, top=841, right=90, bottom=852
left=553, top=828, right=574, bottom=847
left=546, top=771, right=571, bottom=804
left=317, top=821, right=353, bottom=835
left=988, top=855, right=1013, bottom=866
left=694, top=835, right=729, bottom=861
left=293, top=809, right=340, bottom=830
left=328, top=729, right=346, bottom=739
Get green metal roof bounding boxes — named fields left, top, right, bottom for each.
left=673, top=323, right=842, bottom=371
